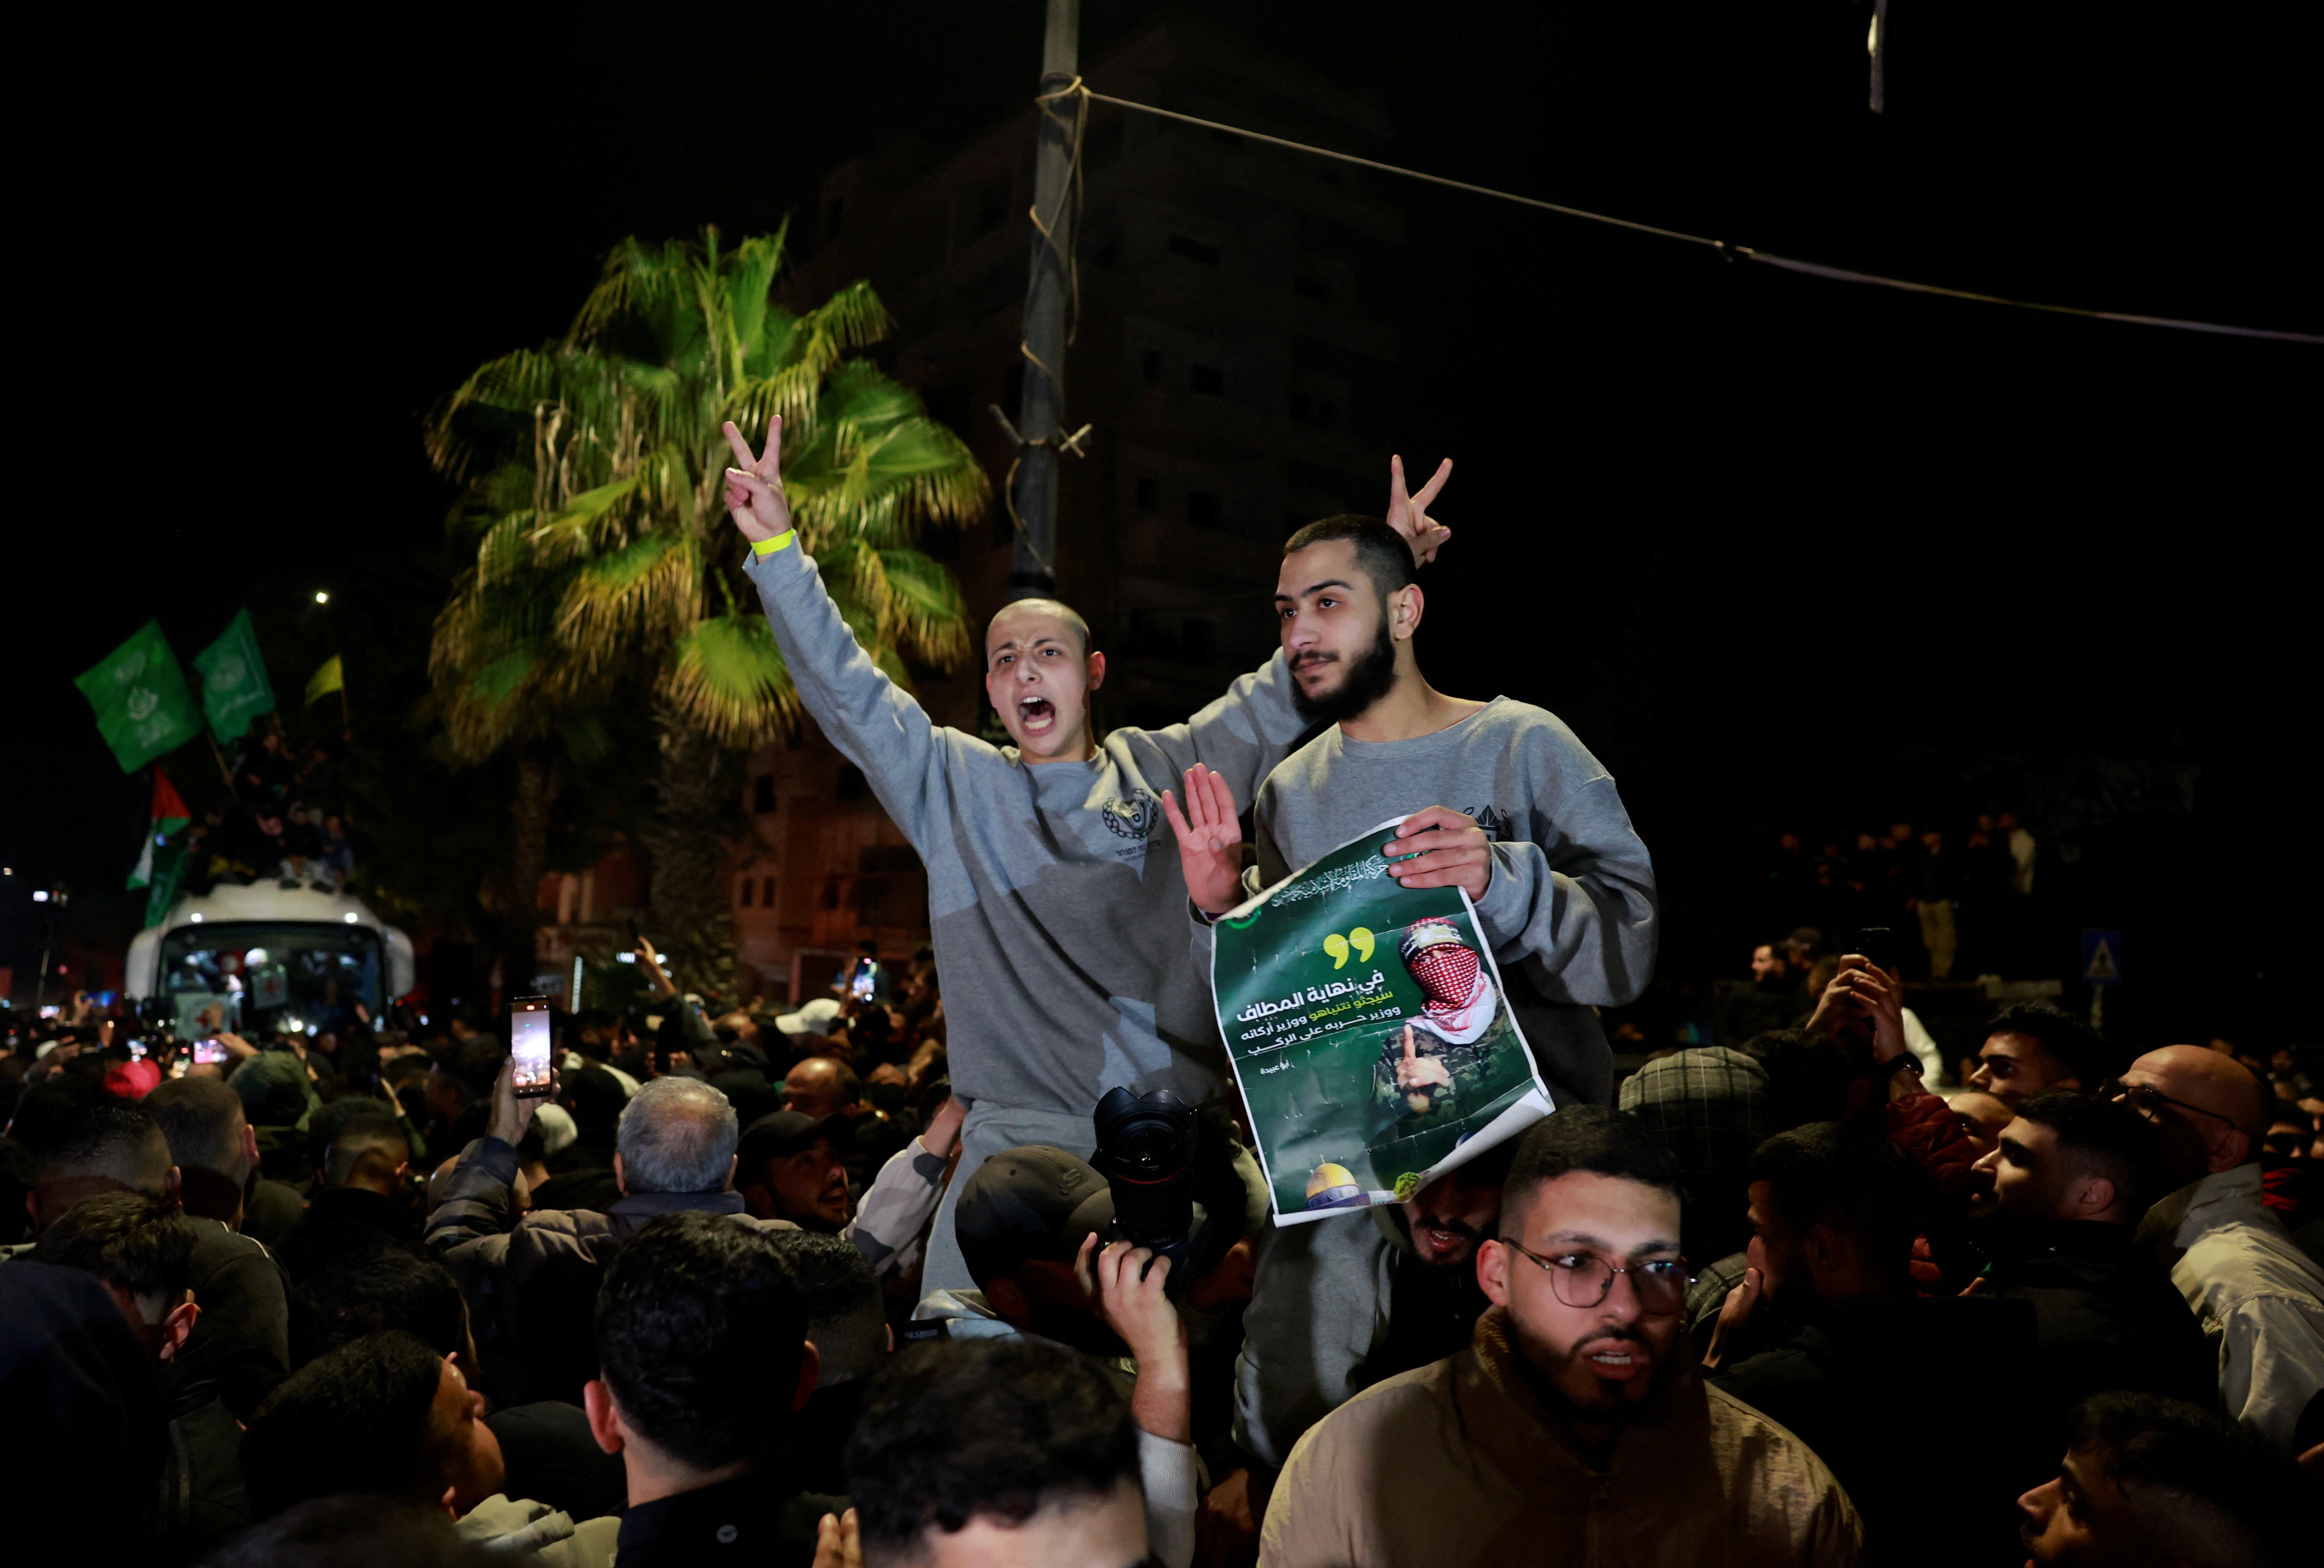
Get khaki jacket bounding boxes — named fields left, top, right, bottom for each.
left=1261, top=1307, right=1861, bottom=1568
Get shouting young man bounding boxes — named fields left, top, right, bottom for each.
left=723, top=418, right=1450, bottom=1291
left=1169, top=512, right=1656, bottom=1109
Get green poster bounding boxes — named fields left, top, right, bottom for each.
left=192, top=608, right=277, bottom=742
left=1211, top=817, right=1554, bottom=1227
left=72, top=621, right=202, bottom=772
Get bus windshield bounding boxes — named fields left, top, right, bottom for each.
left=157, top=921, right=385, bottom=1037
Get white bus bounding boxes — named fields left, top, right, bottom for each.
left=126, top=882, right=417, bottom=1038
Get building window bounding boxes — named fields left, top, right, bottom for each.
left=739, top=878, right=754, bottom=908
left=1167, top=232, right=1220, bottom=266
left=1135, top=477, right=1158, bottom=513
left=1142, top=349, right=1162, bottom=383
left=1293, top=274, right=1328, bottom=300
left=762, top=876, right=775, bottom=907
left=1189, top=364, right=1224, bottom=396
left=752, top=773, right=776, bottom=814
left=1186, top=491, right=1224, bottom=529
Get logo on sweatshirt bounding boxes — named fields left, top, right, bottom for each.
left=1103, top=791, right=1159, bottom=840
left=1465, top=806, right=1508, bottom=842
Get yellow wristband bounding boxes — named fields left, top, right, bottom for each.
left=750, top=529, right=797, bottom=557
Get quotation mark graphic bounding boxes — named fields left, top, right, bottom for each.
left=1321, top=927, right=1376, bottom=969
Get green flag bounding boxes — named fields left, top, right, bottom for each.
left=192, top=608, right=277, bottom=742
left=73, top=621, right=202, bottom=772
left=143, top=838, right=191, bottom=928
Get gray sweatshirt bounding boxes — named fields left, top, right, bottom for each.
left=1247, top=697, right=1656, bottom=1107
left=742, top=546, right=1306, bottom=1113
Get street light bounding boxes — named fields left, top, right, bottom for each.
left=314, top=591, right=330, bottom=605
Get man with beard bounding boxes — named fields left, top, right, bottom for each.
left=1261, top=1107, right=1859, bottom=1567
left=1216, top=1140, right=1515, bottom=1540
left=722, top=417, right=1451, bottom=1293
left=1167, top=513, right=1656, bottom=1111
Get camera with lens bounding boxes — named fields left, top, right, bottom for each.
left=1090, top=1086, right=1201, bottom=1274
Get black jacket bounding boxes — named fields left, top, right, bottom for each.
left=1714, top=1294, right=2046, bottom=1566
left=615, top=1471, right=844, bottom=1568
left=166, top=1218, right=291, bottom=1422
left=1974, top=1216, right=2218, bottom=1421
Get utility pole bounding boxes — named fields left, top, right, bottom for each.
left=1006, top=0, right=1080, bottom=600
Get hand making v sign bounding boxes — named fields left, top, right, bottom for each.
left=721, top=416, right=793, bottom=543
left=1384, top=453, right=1454, bottom=565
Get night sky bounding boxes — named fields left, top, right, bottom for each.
left=9, top=3, right=2316, bottom=1043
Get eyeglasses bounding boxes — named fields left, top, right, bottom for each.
left=1501, top=1239, right=1690, bottom=1314
left=2098, top=1078, right=2242, bottom=1132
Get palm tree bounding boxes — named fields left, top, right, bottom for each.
left=427, top=226, right=986, bottom=995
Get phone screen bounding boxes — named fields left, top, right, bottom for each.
left=849, top=958, right=879, bottom=1003
left=510, top=995, right=554, bottom=1098
left=193, top=1039, right=227, bottom=1065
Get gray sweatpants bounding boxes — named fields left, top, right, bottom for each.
left=917, top=1098, right=1103, bottom=1297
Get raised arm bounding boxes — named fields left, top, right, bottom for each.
left=724, top=417, right=951, bottom=855
left=1140, top=454, right=1455, bottom=801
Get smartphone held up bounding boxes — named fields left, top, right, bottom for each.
left=510, top=995, right=554, bottom=1098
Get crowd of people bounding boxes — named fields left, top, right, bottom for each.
left=1757, top=816, right=2041, bottom=981
left=4, top=441, right=2318, bottom=1565
left=176, top=727, right=355, bottom=895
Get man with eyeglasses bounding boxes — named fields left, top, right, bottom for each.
left=2109, top=1045, right=2324, bottom=1453
left=1259, top=1106, right=1861, bottom=1567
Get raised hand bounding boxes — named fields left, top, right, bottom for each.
left=1384, top=453, right=1454, bottom=565
left=1161, top=764, right=1246, bottom=916
left=1396, top=1026, right=1453, bottom=1111
left=720, top=416, right=793, bottom=543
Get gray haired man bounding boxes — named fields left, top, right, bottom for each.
left=428, top=1062, right=944, bottom=1404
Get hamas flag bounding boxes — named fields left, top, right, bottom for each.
left=128, top=769, right=195, bottom=926
left=192, top=608, right=277, bottom=742
left=74, top=621, right=202, bottom=772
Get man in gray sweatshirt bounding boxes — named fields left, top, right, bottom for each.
left=719, top=419, right=1451, bottom=1291
left=1166, top=511, right=1656, bottom=1531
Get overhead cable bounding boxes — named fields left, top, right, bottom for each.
left=1081, top=88, right=2323, bottom=348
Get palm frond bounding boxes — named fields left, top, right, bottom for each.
left=556, top=532, right=703, bottom=671
left=661, top=613, right=799, bottom=748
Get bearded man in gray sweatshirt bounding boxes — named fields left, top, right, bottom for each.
left=1164, top=511, right=1657, bottom=1536
left=720, top=418, right=1451, bottom=1292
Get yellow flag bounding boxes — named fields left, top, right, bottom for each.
left=304, top=655, right=344, bottom=705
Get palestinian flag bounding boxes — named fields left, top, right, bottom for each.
left=128, top=769, right=194, bottom=924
